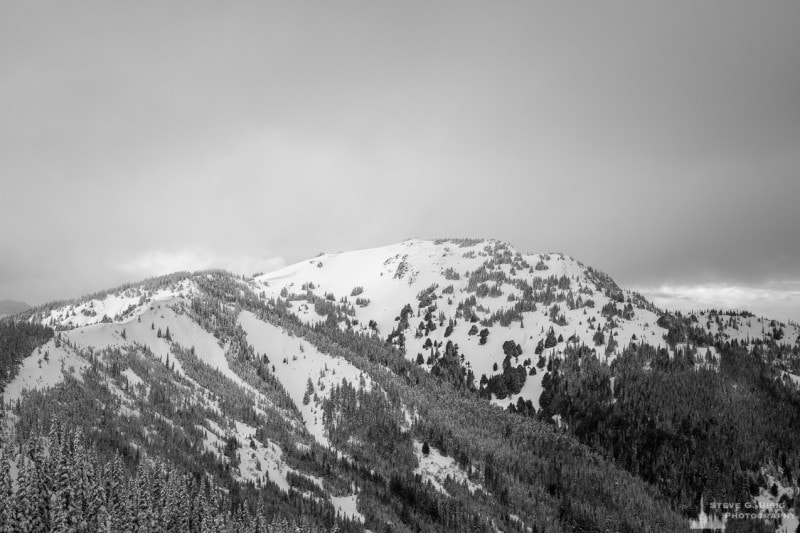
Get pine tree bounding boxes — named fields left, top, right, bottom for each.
left=27, top=437, right=49, bottom=532
left=84, top=447, right=107, bottom=532
left=303, top=378, right=314, bottom=405
left=0, top=435, right=15, bottom=532
left=135, top=460, right=155, bottom=532
left=106, top=455, right=125, bottom=533
left=175, top=474, right=191, bottom=532
left=13, top=448, right=31, bottom=532
left=51, top=438, right=72, bottom=533
left=122, top=479, right=138, bottom=533
left=71, top=431, right=92, bottom=531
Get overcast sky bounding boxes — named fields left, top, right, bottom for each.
left=2, top=2, right=799, bottom=321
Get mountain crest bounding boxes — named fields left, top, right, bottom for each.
left=2, top=239, right=799, bottom=532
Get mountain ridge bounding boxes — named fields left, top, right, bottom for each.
left=1, top=238, right=799, bottom=532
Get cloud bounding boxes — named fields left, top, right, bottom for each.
left=635, top=282, right=800, bottom=324
left=117, top=249, right=285, bottom=278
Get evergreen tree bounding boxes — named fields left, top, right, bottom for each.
left=0, top=435, right=15, bottom=532
left=303, top=377, right=314, bottom=405
left=13, top=447, right=31, bottom=532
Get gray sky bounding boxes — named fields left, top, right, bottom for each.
left=2, top=2, right=799, bottom=321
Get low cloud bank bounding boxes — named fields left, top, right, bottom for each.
left=636, top=282, right=800, bottom=325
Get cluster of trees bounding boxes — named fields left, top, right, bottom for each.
left=600, top=301, right=635, bottom=320
left=538, top=340, right=800, bottom=530
left=478, top=365, right=526, bottom=401
left=442, top=268, right=460, bottom=281
left=478, top=341, right=527, bottom=400
left=454, top=260, right=602, bottom=330
left=430, top=340, right=474, bottom=390
left=656, top=313, right=716, bottom=347
left=0, top=320, right=53, bottom=394
left=432, top=238, right=483, bottom=248
left=323, top=379, right=415, bottom=470
left=416, top=285, right=439, bottom=309
left=0, top=422, right=337, bottom=532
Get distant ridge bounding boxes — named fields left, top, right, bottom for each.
left=0, top=300, right=31, bottom=315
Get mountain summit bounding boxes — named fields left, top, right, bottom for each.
left=253, top=238, right=669, bottom=409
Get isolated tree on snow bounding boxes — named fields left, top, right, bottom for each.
left=303, top=378, right=314, bottom=405
left=544, top=328, right=558, bottom=349
left=593, top=330, right=605, bottom=346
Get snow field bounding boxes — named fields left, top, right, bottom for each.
left=330, top=494, right=365, bottom=523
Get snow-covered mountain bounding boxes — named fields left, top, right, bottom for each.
left=2, top=238, right=799, bottom=532
left=253, top=238, right=800, bottom=409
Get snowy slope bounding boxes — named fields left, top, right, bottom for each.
left=693, top=310, right=800, bottom=346
left=238, top=310, right=373, bottom=447
left=34, top=279, right=196, bottom=329
left=254, top=238, right=669, bottom=409
left=3, top=337, right=88, bottom=405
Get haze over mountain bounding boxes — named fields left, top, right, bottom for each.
left=2, top=1, right=800, bottom=322
left=0, top=300, right=30, bottom=316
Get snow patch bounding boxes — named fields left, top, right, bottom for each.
left=330, top=493, right=364, bottom=523
left=413, top=440, right=483, bottom=496
left=781, top=371, right=800, bottom=388
left=3, top=339, right=88, bottom=405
